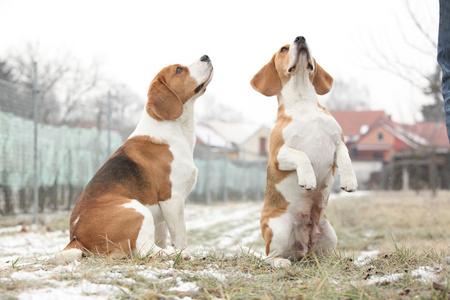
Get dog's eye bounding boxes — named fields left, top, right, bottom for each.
left=176, top=67, right=184, bottom=74
left=280, top=47, right=288, bottom=53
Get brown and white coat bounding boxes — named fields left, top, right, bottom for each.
left=56, top=55, right=213, bottom=263
left=251, top=37, right=357, bottom=267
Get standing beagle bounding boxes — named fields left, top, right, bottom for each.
left=251, top=36, right=357, bottom=267
left=56, top=55, right=213, bottom=263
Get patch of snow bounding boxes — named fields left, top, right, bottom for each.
left=0, top=228, right=69, bottom=260
left=55, top=260, right=81, bottom=272
left=17, top=279, right=126, bottom=300
left=169, top=278, right=199, bottom=292
left=197, top=269, right=227, bottom=282
left=355, top=265, right=443, bottom=286
left=366, top=273, right=404, bottom=286
left=135, top=269, right=159, bottom=280
left=0, top=225, right=23, bottom=234
left=412, top=266, right=442, bottom=283
left=185, top=203, right=261, bottom=231
left=0, top=255, right=20, bottom=268
left=98, top=270, right=135, bottom=284
left=11, top=271, right=42, bottom=281
left=355, top=250, right=381, bottom=266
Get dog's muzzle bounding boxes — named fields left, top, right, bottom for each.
left=289, top=36, right=313, bottom=72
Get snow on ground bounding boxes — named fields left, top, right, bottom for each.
left=185, top=201, right=264, bottom=253
left=355, top=265, right=446, bottom=287
left=17, top=279, right=126, bottom=300
left=0, top=225, right=69, bottom=268
left=355, top=250, right=382, bottom=266
left=0, top=202, right=264, bottom=267
left=0, top=192, right=371, bottom=268
left=0, top=198, right=445, bottom=298
left=0, top=201, right=264, bottom=299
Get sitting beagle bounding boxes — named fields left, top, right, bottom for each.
left=56, top=55, right=213, bottom=263
left=250, top=36, right=357, bottom=267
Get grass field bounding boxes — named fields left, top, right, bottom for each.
left=0, top=191, right=449, bottom=299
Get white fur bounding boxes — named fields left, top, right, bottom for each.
left=288, top=40, right=312, bottom=73
left=264, top=40, right=356, bottom=267
left=55, top=248, right=83, bottom=264
left=122, top=200, right=155, bottom=254
left=277, top=44, right=357, bottom=193
left=188, top=57, right=212, bottom=85
left=128, top=58, right=212, bottom=254
left=122, top=200, right=175, bottom=257
left=128, top=102, right=197, bottom=252
left=54, top=59, right=210, bottom=264
left=147, top=204, right=168, bottom=248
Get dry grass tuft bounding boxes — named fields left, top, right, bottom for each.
left=1, top=191, right=449, bottom=299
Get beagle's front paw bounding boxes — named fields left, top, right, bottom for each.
left=297, top=169, right=317, bottom=190
left=340, top=173, right=358, bottom=192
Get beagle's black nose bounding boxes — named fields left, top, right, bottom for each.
left=200, top=55, right=210, bottom=62
left=294, top=36, right=306, bottom=43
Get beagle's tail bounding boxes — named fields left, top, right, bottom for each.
left=55, top=240, right=83, bottom=264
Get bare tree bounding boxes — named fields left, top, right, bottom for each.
left=322, top=78, right=370, bottom=111
left=89, top=83, right=143, bottom=138
left=363, top=0, right=441, bottom=121
left=7, top=43, right=101, bottom=124
left=197, top=93, right=244, bottom=123
left=0, top=60, right=13, bottom=81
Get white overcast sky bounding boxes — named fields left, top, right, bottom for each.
left=0, top=0, right=439, bottom=125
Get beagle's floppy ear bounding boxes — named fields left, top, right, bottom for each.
left=250, top=54, right=282, bottom=97
left=147, top=76, right=183, bottom=120
left=311, top=58, right=333, bottom=95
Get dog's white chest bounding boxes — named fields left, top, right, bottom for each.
left=170, top=144, right=198, bottom=196
left=282, top=108, right=340, bottom=178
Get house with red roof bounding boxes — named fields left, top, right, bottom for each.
left=331, top=110, right=386, bottom=143
left=330, top=110, right=450, bottom=191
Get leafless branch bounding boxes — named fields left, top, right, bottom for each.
left=405, top=0, right=437, bottom=49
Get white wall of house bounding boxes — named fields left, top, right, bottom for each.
left=239, top=126, right=271, bottom=163
left=352, top=160, right=384, bottom=186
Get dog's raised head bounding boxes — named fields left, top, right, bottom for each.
left=147, top=55, right=213, bottom=121
left=250, top=36, right=333, bottom=97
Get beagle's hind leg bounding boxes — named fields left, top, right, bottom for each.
left=123, top=200, right=173, bottom=258
left=310, top=217, right=337, bottom=256
left=263, top=215, right=294, bottom=268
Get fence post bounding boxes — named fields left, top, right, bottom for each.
left=223, top=146, right=228, bottom=202
left=205, top=135, right=211, bottom=205
left=32, top=61, right=39, bottom=224
left=107, top=90, right=111, bottom=155
left=241, top=149, right=247, bottom=201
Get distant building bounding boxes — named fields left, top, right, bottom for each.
left=331, top=110, right=390, bottom=189
left=331, top=110, right=450, bottom=190
left=195, top=123, right=237, bottom=160
left=195, top=121, right=272, bottom=164
left=331, top=110, right=386, bottom=143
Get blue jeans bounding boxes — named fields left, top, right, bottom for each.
left=438, top=0, right=450, bottom=142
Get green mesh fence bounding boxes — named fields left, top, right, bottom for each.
left=0, top=79, right=267, bottom=214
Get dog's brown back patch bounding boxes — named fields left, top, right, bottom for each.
left=68, top=135, right=173, bottom=256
